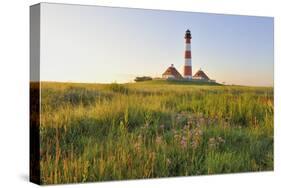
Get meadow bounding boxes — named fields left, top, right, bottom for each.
left=38, top=81, right=273, bottom=184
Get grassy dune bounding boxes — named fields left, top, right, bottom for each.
left=38, top=81, right=273, bottom=184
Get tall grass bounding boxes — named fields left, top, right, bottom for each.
left=39, top=82, right=273, bottom=184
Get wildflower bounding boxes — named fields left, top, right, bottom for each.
left=180, top=136, right=187, bottom=148
left=208, top=136, right=225, bottom=150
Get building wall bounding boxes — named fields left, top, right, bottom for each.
left=162, top=75, right=175, bottom=79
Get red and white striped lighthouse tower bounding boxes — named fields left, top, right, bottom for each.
left=184, top=29, right=192, bottom=79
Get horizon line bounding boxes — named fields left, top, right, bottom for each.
left=31, top=80, right=274, bottom=88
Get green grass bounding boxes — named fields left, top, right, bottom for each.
left=133, top=79, right=222, bottom=86
left=38, top=81, right=273, bottom=184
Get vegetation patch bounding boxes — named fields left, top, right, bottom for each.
left=39, top=82, right=273, bottom=184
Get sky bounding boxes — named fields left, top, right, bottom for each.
left=40, top=3, right=274, bottom=86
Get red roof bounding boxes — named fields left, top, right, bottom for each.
left=162, top=64, right=183, bottom=79
left=193, top=69, right=210, bottom=80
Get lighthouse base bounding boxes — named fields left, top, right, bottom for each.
left=183, top=76, right=193, bottom=80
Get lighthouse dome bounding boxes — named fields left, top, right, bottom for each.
left=185, top=29, right=192, bottom=39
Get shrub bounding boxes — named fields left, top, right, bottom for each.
left=134, top=76, right=153, bottom=82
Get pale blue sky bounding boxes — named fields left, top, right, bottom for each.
left=40, top=3, right=274, bottom=86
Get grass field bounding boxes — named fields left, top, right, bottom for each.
left=38, top=81, right=273, bottom=184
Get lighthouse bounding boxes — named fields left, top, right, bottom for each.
left=184, top=29, right=192, bottom=79
left=161, top=29, right=216, bottom=83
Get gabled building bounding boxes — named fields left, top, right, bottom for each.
left=192, top=69, right=210, bottom=80
left=162, top=64, right=183, bottom=79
